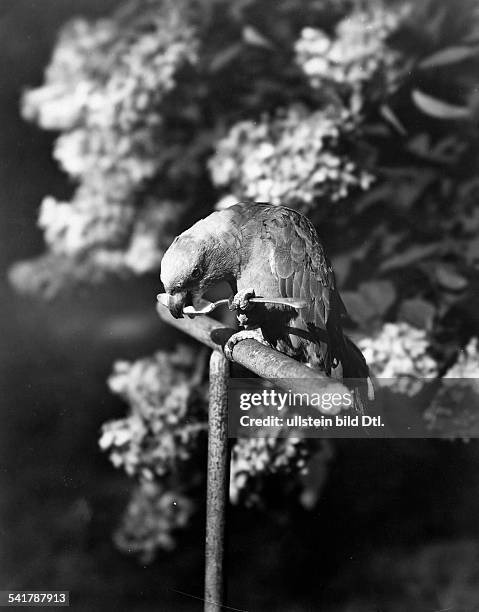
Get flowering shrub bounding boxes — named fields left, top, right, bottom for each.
left=295, top=3, right=408, bottom=109
left=11, top=0, right=479, bottom=559
left=12, top=0, right=198, bottom=294
left=230, top=437, right=309, bottom=505
left=209, top=105, right=373, bottom=209
left=99, top=346, right=207, bottom=480
left=114, top=480, right=194, bottom=563
left=358, top=322, right=439, bottom=396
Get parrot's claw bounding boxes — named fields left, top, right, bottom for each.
left=229, top=287, right=256, bottom=312
left=224, top=328, right=270, bottom=361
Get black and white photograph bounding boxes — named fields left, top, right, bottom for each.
left=2, top=1, right=479, bottom=610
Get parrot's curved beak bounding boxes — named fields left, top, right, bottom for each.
left=167, top=290, right=190, bottom=319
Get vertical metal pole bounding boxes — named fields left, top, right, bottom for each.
left=204, top=350, right=229, bottom=612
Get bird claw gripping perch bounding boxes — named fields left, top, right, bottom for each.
left=229, top=287, right=257, bottom=327
left=228, top=287, right=256, bottom=312
left=225, top=288, right=270, bottom=359
left=224, top=328, right=270, bottom=361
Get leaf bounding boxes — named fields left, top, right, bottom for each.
left=358, top=280, right=396, bottom=316
left=463, top=31, right=479, bottom=44
left=466, top=237, right=479, bottom=263
left=380, top=104, right=407, bottom=135
left=424, top=5, right=448, bottom=44
left=331, top=253, right=352, bottom=287
left=208, top=43, right=243, bottom=73
left=394, top=178, right=430, bottom=209
left=341, top=292, right=377, bottom=327
left=341, top=281, right=396, bottom=327
left=332, top=242, right=370, bottom=285
left=398, top=298, right=436, bottom=330
left=242, top=25, right=274, bottom=49
left=408, top=134, right=466, bottom=164
left=407, top=133, right=431, bottom=157
left=419, top=46, right=479, bottom=69
left=435, top=264, right=468, bottom=292
left=412, top=90, right=470, bottom=120
left=379, top=243, right=442, bottom=272
left=355, top=184, right=394, bottom=213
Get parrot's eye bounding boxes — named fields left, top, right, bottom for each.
left=191, top=266, right=201, bottom=279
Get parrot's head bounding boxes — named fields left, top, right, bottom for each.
left=160, top=211, right=239, bottom=318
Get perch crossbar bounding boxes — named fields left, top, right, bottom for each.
left=157, top=305, right=348, bottom=612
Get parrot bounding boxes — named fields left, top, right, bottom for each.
left=160, top=202, right=372, bottom=395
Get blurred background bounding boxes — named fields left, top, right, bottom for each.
left=2, top=1, right=479, bottom=611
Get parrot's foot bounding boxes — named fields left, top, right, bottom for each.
left=224, top=328, right=270, bottom=361
left=229, top=287, right=256, bottom=312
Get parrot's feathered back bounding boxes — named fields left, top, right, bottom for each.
left=161, top=202, right=370, bottom=386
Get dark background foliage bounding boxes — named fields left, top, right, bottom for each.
left=2, top=2, right=479, bottom=611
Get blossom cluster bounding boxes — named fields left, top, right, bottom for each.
left=98, top=344, right=207, bottom=557
left=425, top=338, right=479, bottom=437
left=443, top=338, right=479, bottom=380
left=114, top=480, right=194, bottom=563
left=10, top=197, right=188, bottom=298
left=99, top=346, right=207, bottom=480
left=90, top=198, right=189, bottom=276
left=295, top=2, right=407, bottom=109
left=21, top=0, right=198, bottom=274
left=209, top=106, right=373, bottom=210
left=358, top=322, right=439, bottom=396
left=230, top=437, right=308, bottom=506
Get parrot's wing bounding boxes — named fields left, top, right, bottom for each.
left=259, top=205, right=342, bottom=331
left=236, top=203, right=370, bottom=387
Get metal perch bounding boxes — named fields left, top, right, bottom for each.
left=205, top=351, right=229, bottom=612
left=157, top=303, right=347, bottom=391
left=157, top=303, right=348, bottom=611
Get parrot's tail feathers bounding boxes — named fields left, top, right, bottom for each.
left=341, top=334, right=368, bottom=376
left=341, top=335, right=375, bottom=403
left=367, top=376, right=375, bottom=402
